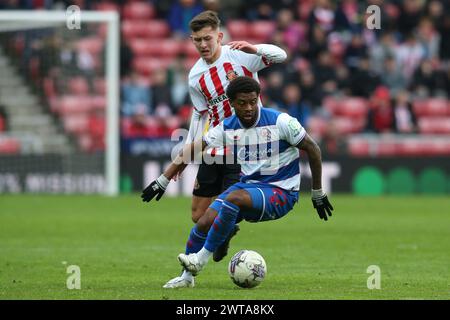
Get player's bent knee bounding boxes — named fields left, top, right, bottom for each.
left=225, top=191, right=247, bottom=208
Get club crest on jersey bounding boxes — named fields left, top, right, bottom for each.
left=261, top=128, right=271, bottom=141
left=226, top=70, right=239, bottom=82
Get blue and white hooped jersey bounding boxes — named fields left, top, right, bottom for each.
left=204, top=108, right=306, bottom=191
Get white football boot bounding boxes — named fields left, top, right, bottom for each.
left=162, top=276, right=194, bottom=289
left=177, top=253, right=204, bottom=276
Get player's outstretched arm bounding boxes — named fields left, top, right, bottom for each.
left=141, top=139, right=207, bottom=203
left=297, top=133, right=334, bottom=221
left=228, top=41, right=287, bottom=64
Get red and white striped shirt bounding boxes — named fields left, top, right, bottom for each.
left=188, top=44, right=286, bottom=129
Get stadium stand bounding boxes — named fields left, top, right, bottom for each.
left=0, top=0, right=449, bottom=157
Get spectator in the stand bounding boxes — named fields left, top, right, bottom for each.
left=307, top=0, right=336, bottom=36
left=427, top=0, right=450, bottom=60
left=304, top=25, right=328, bottom=61
left=416, top=17, right=441, bottom=60
left=0, top=0, right=20, bottom=9
left=396, top=33, right=426, bottom=79
left=0, top=104, right=8, bottom=132
left=392, top=90, right=417, bottom=134
left=275, top=9, right=305, bottom=53
left=202, top=0, right=227, bottom=24
left=121, top=71, right=152, bottom=118
left=369, top=32, right=397, bottom=74
left=282, top=83, right=311, bottom=127
left=298, top=69, right=324, bottom=110
left=242, top=0, right=276, bottom=21
left=350, top=56, right=381, bottom=97
left=344, top=33, right=367, bottom=71
left=59, top=42, right=77, bottom=76
left=168, top=0, right=204, bottom=39
left=313, top=51, right=337, bottom=91
left=365, top=86, right=393, bottom=134
left=410, top=59, right=447, bottom=97
left=151, top=68, right=174, bottom=116
left=76, top=46, right=96, bottom=94
left=167, top=53, right=191, bottom=113
left=120, top=35, right=134, bottom=78
left=264, top=71, right=285, bottom=108
left=397, top=0, right=424, bottom=36
left=381, top=56, right=407, bottom=97
left=320, top=119, right=347, bottom=155
left=335, top=65, right=351, bottom=96
left=334, top=0, right=359, bottom=32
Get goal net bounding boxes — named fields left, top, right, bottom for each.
left=0, top=10, right=119, bottom=195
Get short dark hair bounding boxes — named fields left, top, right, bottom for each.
left=189, top=10, right=221, bottom=32
left=226, top=76, right=261, bottom=101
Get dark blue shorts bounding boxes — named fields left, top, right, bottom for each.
left=209, top=182, right=299, bottom=223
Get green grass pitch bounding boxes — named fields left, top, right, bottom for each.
left=0, top=194, right=449, bottom=300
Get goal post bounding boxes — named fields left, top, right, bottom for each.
left=0, top=10, right=120, bottom=195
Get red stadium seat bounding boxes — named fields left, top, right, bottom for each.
left=397, top=139, right=428, bottom=156
left=185, top=57, right=199, bottom=69
left=62, top=114, right=89, bottom=134
left=376, top=141, right=398, bottom=156
left=43, top=77, right=56, bottom=99
left=324, top=97, right=369, bottom=118
left=122, top=20, right=170, bottom=39
left=248, top=21, right=276, bottom=42
left=0, top=137, right=21, bottom=154
left=298, top=0, right=314, bottom=20
left=133, top=57, right=172, bottom=76
left=348, top=138, right=370, bottom=156
left=184, top=40, right=200, bottom=59
left=226, top=20, right=250, bottom=40
left=0, top=116, right=4, bottom=132
left=129, top=39, right=182, bottom=58
left=68, top=77, right=89, bottom=95
left=413, top=98, right=448, bottom=117
left=56, top=96, right=93, bottom=114
left=94, top=2, right=120, bottom=11
left=77, top=37, right=104, bottom=56
left=94, top=78, right=106, bottom=95
left=307, top=116, right=328, bottom=137
left=122, top=2, right=155, bottom=20
left=333, top=117, right=365, bottom=134
left=418, top=117, right=450, bottom=134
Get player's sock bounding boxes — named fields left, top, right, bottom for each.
left=181, top=270, right=193, bottom=281
left=204, top=200, right=240, bottom=253
left=185, top=226, right=207, bottom=254
left=196, top=247, right=213, bottom=265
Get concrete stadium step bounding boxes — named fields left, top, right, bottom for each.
left=0, top=95, right=39, bottom=106
left=10, top=115, right=53, bottom=127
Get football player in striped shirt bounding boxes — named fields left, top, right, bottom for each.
left=142, top=77, right=334, bottom=288
left=180, top=11, right=286, bottom=266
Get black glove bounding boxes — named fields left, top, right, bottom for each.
left=141, top=176, right=168, bottom=202
left=311, top=190, right=334, bottom=221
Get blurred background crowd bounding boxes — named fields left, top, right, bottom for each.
left=0, top=0, right=449, bottom=156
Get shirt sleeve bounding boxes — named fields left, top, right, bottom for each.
left=229, top=44, right=287, bottom=73
left=277, top=113, right=306, bottom=146
left=203, top=123, right=225, bottom=148
left=188, top=81, right=209, bottom=113
left=185, top=108, right=207, bottom=144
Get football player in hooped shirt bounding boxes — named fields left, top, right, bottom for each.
left=142, top=77, right=334, bottom=288
left=142, top=10, right=287, bottom=286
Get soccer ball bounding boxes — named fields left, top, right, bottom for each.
left=228, top=250, right=267, bottom=288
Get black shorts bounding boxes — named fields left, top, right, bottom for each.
left=193, top=163, right=241, bottom=197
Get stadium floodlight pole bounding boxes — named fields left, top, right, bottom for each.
left=0, top=10, right=120, bottom=196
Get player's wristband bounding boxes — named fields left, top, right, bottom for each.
left=156, top=175, right=169, bottom=189
left=311, top=189, right=325, bottom=199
